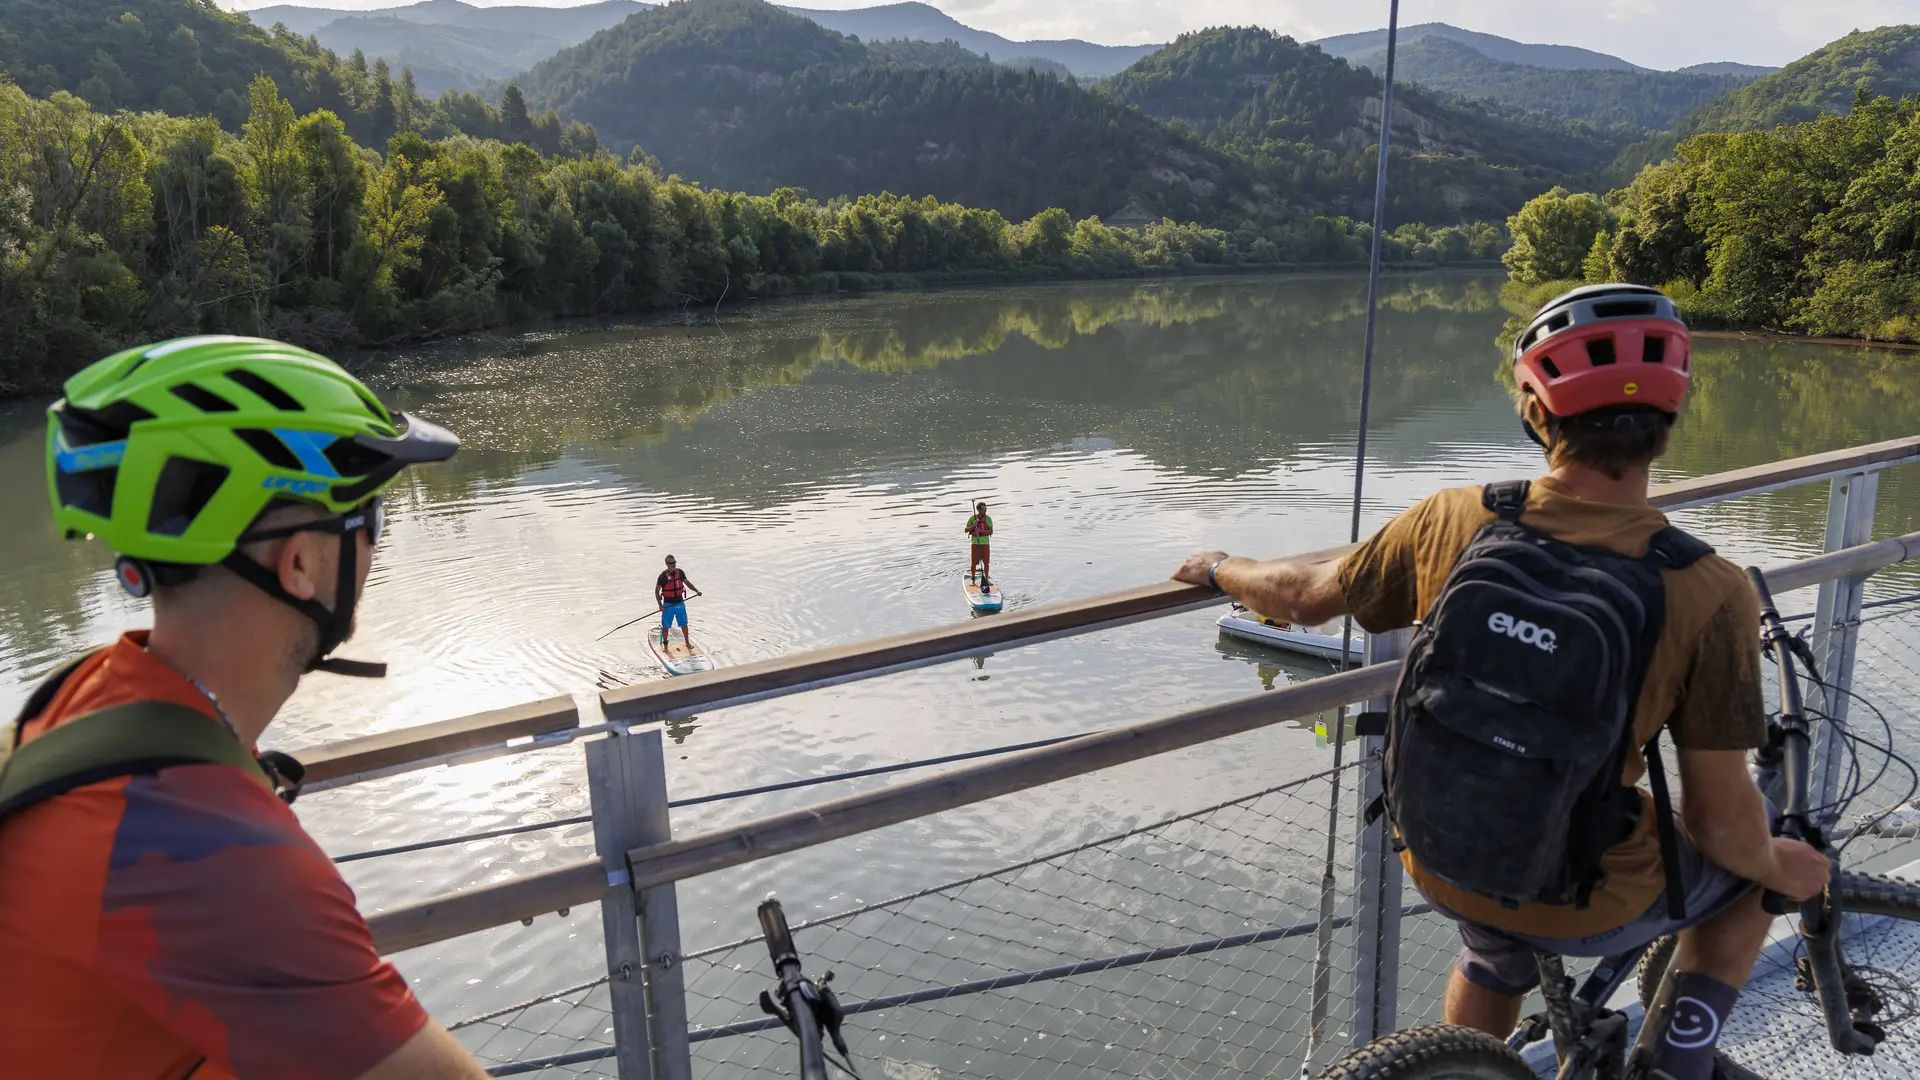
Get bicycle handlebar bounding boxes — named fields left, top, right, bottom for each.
left=758, top=898, right=831, bottom=1080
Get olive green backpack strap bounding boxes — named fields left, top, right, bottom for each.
left=0, top=655, right=278, bottom=822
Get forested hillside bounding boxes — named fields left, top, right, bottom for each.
left=1505, top=95, right=1920, bottom=342
left=1100, top=28, right=1635, bottom=223
left=0, top=0, right=596, bottom=154
left=1612, top=27, right=1920, bottom=177
left=0, top=0, right=388, bottom=137
left=520, top=0, right=1281, bottom=223
left=1362, top=35, right=1755, bottom=130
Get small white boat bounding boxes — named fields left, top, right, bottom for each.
left=648, top=626, right=715, bottom=676
left=1216, top=605, right=1365, bottom=663
left=964, top=572, right=1004, bottom=613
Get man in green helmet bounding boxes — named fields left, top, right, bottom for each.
left=0, top=337, right=489, bottom=1079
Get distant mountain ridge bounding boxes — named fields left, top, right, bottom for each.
left=246, top=0, right=649, bottom=38
left=1353, top=35, right=1760, bottom=131
left=1311, top=22, right=1647, bottom=71
left=1610, top=26, right=1920, bottom=179
left=779, top=3, right=1160, bottom=76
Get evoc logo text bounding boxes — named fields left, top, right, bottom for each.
left=1488, top=611, right=1558, bottom=653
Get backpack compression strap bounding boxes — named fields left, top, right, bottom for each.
left=1641, top=525, right=1713, bottom=921
left=0, top=701, right=276, bottom=820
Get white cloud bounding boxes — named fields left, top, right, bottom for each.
left=220, top=0, right=1920, bottom=68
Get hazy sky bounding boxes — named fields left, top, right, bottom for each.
left=222, top=0, right=1918, bottom=70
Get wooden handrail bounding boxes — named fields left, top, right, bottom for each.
left=598, top=542, right=1355, bottom=723
left=362, top=529, right=1920, bottom=954
left=1648, top=435, right=1920, bottom=511
left=298, top=697, right=578, bottom=785
left=304, top=435, right=1920, bottom=784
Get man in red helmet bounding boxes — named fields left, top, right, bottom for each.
left=1175, top=285, right=1829, bottom=1079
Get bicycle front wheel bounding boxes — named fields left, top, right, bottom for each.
left=1637, top=871, right=1920, bottom=1077
left=1317, top=1025, right=1532, bottom=1080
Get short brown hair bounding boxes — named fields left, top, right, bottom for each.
left=1519, top=394, right=1674, bottom=480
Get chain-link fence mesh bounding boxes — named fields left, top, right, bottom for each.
left=677, top=762, right=1365, bottom=1079
left=452, top=977, right=620, bottom=1077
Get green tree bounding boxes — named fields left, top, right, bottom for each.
left=1503, top=186, right=1612, bottom=285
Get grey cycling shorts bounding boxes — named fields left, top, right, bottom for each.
left=1424, top=813, right=1760, bottom=997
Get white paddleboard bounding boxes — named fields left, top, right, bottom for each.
left=964, top=573, right=1004, bottom=613
left=648, top=626, right=715, bottom=676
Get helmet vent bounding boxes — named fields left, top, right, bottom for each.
left=1643, top=336, right=1667, bottom=365
left=226, top=369, right=304, bottom=411
left=57, top=401, right=155, bottom=445
left=1538, top=357, right=1562, bottom=379
left=147, top=458, right=232, bottom=538
left=171, top=383, right=238, bottom=413
left=324, top=438, right=391, bottom=478
left=1585, top=339, right=1618, bottom=367
left=1593, top=300, right=1658, bottom=318
left=234, top=428, right=305, bottom=471
left=55, top=466, right=117, bottom=519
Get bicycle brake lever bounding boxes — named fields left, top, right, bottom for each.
left=759, top=989, right=798, bottom=1036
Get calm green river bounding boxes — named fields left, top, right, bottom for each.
left=2, top=272, right=1917, bottom=1077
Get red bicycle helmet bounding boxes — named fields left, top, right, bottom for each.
left=1513, top=284, right=1691, bottom=417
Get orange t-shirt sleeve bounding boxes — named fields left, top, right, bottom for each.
left=97, top=765, right=428, bottom=1079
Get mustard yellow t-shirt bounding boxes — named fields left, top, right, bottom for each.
left=1338, top=478, right=1768, bottom=938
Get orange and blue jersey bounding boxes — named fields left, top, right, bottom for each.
left=0, top=632, right=429, bottom=1079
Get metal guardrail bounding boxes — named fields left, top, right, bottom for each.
left=290, top=435, right=1920, bottom=1078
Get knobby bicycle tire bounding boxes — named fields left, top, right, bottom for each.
left=1634, top=871, right=1920, bottom=1078
left=1318, top=1024, right=1532, bottom=1080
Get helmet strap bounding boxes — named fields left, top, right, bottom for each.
left=219, top=531, right=388, bottom=679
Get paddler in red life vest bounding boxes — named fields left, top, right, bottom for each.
left=964, top=502, right=993, bottom=588
left=655, top=555, right=702, bottom=649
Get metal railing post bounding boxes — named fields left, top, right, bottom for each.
left=1351, top=628, right=1409, bottom=1048
left=587, top=724, right=693, bottom=1080
left=1810, top=472, right=1878, bottom=826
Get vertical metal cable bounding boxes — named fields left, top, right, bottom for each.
left=1308, top=2, right=1401, bottom=1068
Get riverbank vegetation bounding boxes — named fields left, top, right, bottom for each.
left=0, top=76, right=1507, bottom=395
left=1501, top=93, right=1920, bottom=344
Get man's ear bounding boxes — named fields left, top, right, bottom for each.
left=273, top=531, right=327, bottom=601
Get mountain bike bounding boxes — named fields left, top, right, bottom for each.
left=758, top=896, right=861, bottom=1079
left=1321, top=567, right=1920, bottom=1079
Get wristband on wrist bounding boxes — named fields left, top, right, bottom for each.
left=1207, top=556, right=1230, bottom=590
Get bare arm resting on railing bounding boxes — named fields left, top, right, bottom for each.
left=357, top=1022, right=492, bottom=1079
left=1171, top=550, right=1350, bottom=627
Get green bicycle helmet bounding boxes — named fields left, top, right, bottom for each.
left=47, top=336, right=459, bottom=675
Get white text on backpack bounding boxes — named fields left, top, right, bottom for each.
left=1487, top=612, right=1559, bottom=653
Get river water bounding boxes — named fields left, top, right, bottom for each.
left=2, top=272, right=1917, bottom=1074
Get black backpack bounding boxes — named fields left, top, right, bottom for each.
left=1376, top=481, right=1711, bottom=917
left=0, top=654, right=304, bottom=822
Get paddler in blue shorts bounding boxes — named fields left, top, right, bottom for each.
left=655, top=555, right=702, bottom=649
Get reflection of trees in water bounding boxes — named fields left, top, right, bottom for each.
left=378, top=273, right=1510, bottom=507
